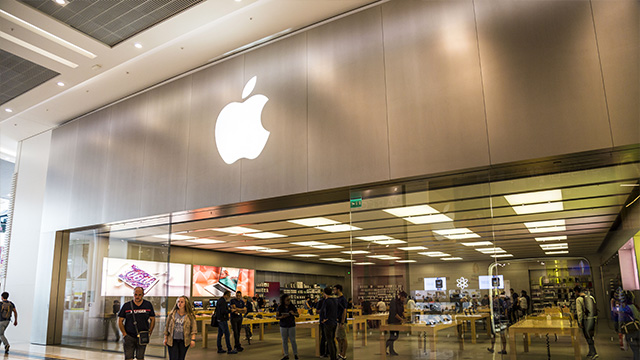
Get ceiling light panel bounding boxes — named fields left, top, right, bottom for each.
left=524, top=220, right=566, bottom=233
left=396, top=260, right=417, bottom=263
left=398, top=246, right=428, bottom=251
left=476, top=248, right=506, bottom=254
left=290, top=241, right=326, bottom=247
left=245, top=232, right=287, bottom=239
left=504, top=189, right=562, bottom=205
left=153, top=234, right=195, bottom=240
left=383, top=204, right=440, bottom=217
left=545, top=251, right=569, bottom=255
left=374, top=239, right=406, bottom=245
left=185, top=239, right=225, bottom=244
left=316, top=224, right=361, bottom=232
left=492, top=254, right=514, bottom=258
left=213, top=226, right=260, bottom=234
left=403, top=214, right=453, bottom=224
left=356, top=235, right=393, bottom=241
left=260, top=249, right=289, bottom=253
left=441, top=257, right=463, bottom=261
left=341, top=250, right=370, bottom=255
left=288, top=217, right=339, bottom=227
left=313, top=244, right=343, bottom=249
left=355, top=262, right=375, bottom=265
left=236, top=246, right=268, bottom=251
left=433, top=228, right=480, bottom=240
left=539, top=243, right=568, bottom=250
left=510, top=202, right=564, bottom=215
left=292, top=254, right=319, bottom=257
left=419, top=252, right=450, bottom=257
left=535, top=236, right=567, bottom=242
left=461, top=241, right=494, bottom=246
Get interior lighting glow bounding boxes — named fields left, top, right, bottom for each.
left=288, top=217, right=339, bottom=227
left=356, top=235, right=394, bottom=241
left=461, top=241, right=494, bottom=246
left=535, top=236, right=567, bottom=242
left=236, top=246, right=268, bottom=251
left=441, top=257, right=463, bottom=261
left=292, top=254, right=319, bottom=257
left=57, top=81, right=65, bottom=86
left=341, top=250, right=369, bottom=255
left=185, top=239, right=225, bottom=244
left=433, top=228, right=479, bottom=240
left=540, top=243, right=568, bottom=250
left=213, top=226, right=260, bottom=234
left=510, top=202, right=564, bottom=215
left=0, top=31, right=78, bottom=68
left=419, top=252, right=450, bottom=257
left=134, top=42, right=143, bottom=49
left=398, top=246, right=428, bottom=251
left=367, top=255, right=395, bottom=259
left=396, top=260, right=417, bottom=263
left=260, top=248, right=289, bottom=253
left=374, top=239, right=406, bottom=245
left=383, top=205, right=440, bottom=217
left=524, top=220, right=566, bottom=233
left=4, top=109, right=13, bottom=113
left=313, top=244, right=343, bottom=249
left=315, top=224, right=361, bottom=232
left=354, top=262, right=375, bottom=265
left=545, top=251, right=569, bottom=255
left=476, top=247, right=506, bottom=254
left=491, top=254, right=514, bottom=258
left=290, top=241, right=326, bottom=247
left=404, top=214, right=453, bottom=224
left=245, top=232, right=286, bottom=239
left=153, top=234, right=195, bottom=240
left=504, top=189, right=563, bottom=215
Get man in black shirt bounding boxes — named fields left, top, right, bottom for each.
left=320, top=287, right=343, bottom=360
left=316, top=296, right=328, bottom=357
left=118, top=287, right=156, bottom=360
left=334, top=284, right=348, bottom=360
left=229, top=291, right=247, bottom=351
left=386, top=291, right=407, bottom=356
left=215, top=291, right=237, bottom=354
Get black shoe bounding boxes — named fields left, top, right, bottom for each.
left=218, top=349, right=227, bottom=353
left=487, top=348, right=494, bottom=353
left=115, top=336, right=120, bottom=342
left=4, top=345, right=8, bottom=354
left=228, top=350, right=238, bottom=354
left=590, top=355, right=599, bottom=359
left=294, top=355, right=299, bottom=360
left=236, top=346, right=244, bottom=352
left=498, top=350, right=507, bottom=355
left=281, top=356, right=289, bottom=360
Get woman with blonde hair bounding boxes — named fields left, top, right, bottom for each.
left=164, top=296, right=197, bottom=360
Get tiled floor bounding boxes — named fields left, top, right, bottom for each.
left=4, top=323, right=636, bottom=360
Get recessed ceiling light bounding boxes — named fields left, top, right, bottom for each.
left=535, top=236, right=567, bottom=242
left=134, top=42, right=143, bottom=49
left=4, top=109, right=12, bottom=113
left=293, top=254, right=319, bottom=257
left=510, top=202, right=563, bottom=215
left=260, top=248, right=289, bottom=253
left=524, top=220, right=566, bottom=233
left=476, top=247, right=506, bottom=254
left=419, top=252, right=450, bottom=257
left=545, top=251, right=569, bottom=255
left=441, top=257, right=463, bottom=261
left=404, top=214, right=453, bottom=224
left=491, top=254, right=514, bottom=258
left=236, top=246, right=268, bottom=251
left=320, top=258, right=350, bottom=262
left=315, top=224, right=361, bottom=232
left=213, top=226, right=260, bottom=234
left=354, top=262, right=375, bottom=265
left=504, top=190, right=563, bottom=214
left=153, top=234, right=195, bottom=240
left=396, top=260, right=417, bottom=263
left=374, top=239, right=406, bottom=245
left=245, top=232, right=286, bottom=239
left=185, top=239, right=225, bottom=244
left=341, top=250, right=369, bottom=255
left=461, top=241, right=494, bottom=246
left=383, top=204, right=440, bottom=217
left=367, top=255, right=394, bottom=259
left=54, top=0, right=67, bottom=5
left=57, top=81, right=65, bottom=86
left=290, top=241, right=326, bottom=247
left=540, top=243, right=568, bottom=250
left=313, top=244, right=343, bottom=249
left=398, top=246, right=428, bottom=251
left=356, top=235, right=393, bottom=241
left=288, top=217, right=339, bottom=227
left=433, top=228, right=480, bottom=240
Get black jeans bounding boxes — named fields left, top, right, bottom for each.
left=168, top=339, right=189, bottom=360
left=386, top=330, right=399, bottom=352
left=230, top=317, right=243, bottom=349
left=319, top=323, right=328, bottom=356
left=581, top=319, right=597, bottom=355
left=324, top=323, right=337, bottom=360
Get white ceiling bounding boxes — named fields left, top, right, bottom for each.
left=0, top=0, right=378, bottom=160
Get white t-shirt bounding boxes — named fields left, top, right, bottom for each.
left=518, top=296, right=527, bottom=311
left=407, top=299, right=416, bottom=310
left=377, top=301, right=387, bottom=312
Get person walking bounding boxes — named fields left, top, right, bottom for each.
left=277, top=294, right=299, bottom=360
left=163, top=295, right=197, bottom=360
left=619, top=291, right=640, bottom=360
left=488, top=292, right=508, bottom=355
left=214, top=291, right=237, bottom=354
left=118, top=287, right=156, bottom=360
left=385, top=291, right=407, bottom=356
left=0, top=292, right=17, bottom=354
left=229, top=291, right=247, bottom=352
left=334, top=284, right=348, bottom=360
left=320, top=287, right=342, bottom=360
left=575, top=285, right=598, bottom=359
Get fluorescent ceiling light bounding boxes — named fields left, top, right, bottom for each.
left=510, top=202, right=564, bottom=215
left=447, top=233, right=481, bottom=240
left=419, top=252, right=450, bottom=257
left=316, top=224, right=361, bottom=232
left=404, top=214, right=453, bottom=224
left=492, top=254, right=514, bottom=258
left=441, top=257, right=463, bottom=261
left=260, top=249, right=289, bottom=253
left=245, top=232, right=287, bottom=239
left=57, top=82, right=65, bottom=87
left=313, top=244, right=343, bottom=249
left=0, top=31, right=78, bottom=68
left=185, top=239, right=225, bottom=244
left=535, top=236, right=567, bottom=242
left=293, top=254, right=319, bottom=257
left=476, top=248, right=506, bottom=254
left=0, top=9, right=96, bottom=58
left=355, top=262, right=375, bottom=265
left=461, top=241, right=494, bottom=246
left=153, top=234, right=195, bottom=240
left=4, top=109, right=12, bottom=113
left=383, top=205, right=440, bottom=217
left=398, top=246, right=428, bottom=251
left=134, top=42, right=143, bottom=49
left=320, top=258, right=343, bottom=262
left=545, top=251, right=569, bottom=255
left=504, top=189, right=562, bottom=205
left=396, top=260, right=417, bottom=263
left=288, top=217, right=339, bottom=227
left=433, top=228, right=479, bottom=240
left=379, top=256, right=401, bottom=260
left=540, top=243, right=568, bottom=250
left=236, top=246, right=268, bottom=251
left=524, top=220, right=566, bottom=233
left=356, top=235, right=393, bottom=241
left=374, top=239, right=406, bottom=245
left=214, top=226, right=260, bottom=234
left=367, top=255, right=392, bottom=259
left=341, top=250, right=370, bottom=255
left=290, top=241, right=326, bottom=247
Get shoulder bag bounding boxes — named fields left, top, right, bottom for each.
left=211, top=305, right=219, bottom=327
left=130, top=301, right=151, bottom=345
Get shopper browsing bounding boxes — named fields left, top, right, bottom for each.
left=276, top=294, right=299, bottom=360
left=118, top=287, right=156, bottom=360
left=385, top=291, right=407, bottom=356
left=574, top=285, right=598, bottom=359
left=487, top=292, right=508, bottom=355
left=376, top=298, right=387, bottom=313
left=0, top=292, right=17, bottom=354
left=163, top=296, right=197, bottom=360
left=333, top=284, right=348, bottom=360
left=320, top=287, right=342, bottom=360
left=215, top=291, right=237, bottom=354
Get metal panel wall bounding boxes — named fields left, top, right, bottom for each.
left=307, top=7, right=390, bottom=191
left=382, top=0, right=490, bottom=179
left=476, top=0, right=612, bottom=164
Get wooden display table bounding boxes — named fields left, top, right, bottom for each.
left=454, top=313, right=491, bottom=344
left=508, top=318, right=580, bottom=360
left=292, top=318, right=368, bottom=357
left=379, top=322, right=461, bottom=360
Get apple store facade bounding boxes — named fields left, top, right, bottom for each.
left=5, top=0, right=639, bottom=359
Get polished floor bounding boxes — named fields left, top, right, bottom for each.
left=4, top=324, right=636, bottom=360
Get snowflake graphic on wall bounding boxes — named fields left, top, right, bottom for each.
left=456, top=277, right=469, bottom=289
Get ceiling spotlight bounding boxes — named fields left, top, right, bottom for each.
left=4, top=109, right=12, bottom=113
left=54, top=0, right=68, bottom=5
left=57, top=81, right=65, bottom=86
left=134, top=43, right=143, bottom=49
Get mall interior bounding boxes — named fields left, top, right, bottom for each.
left=0, top=0, right=638, bottom=359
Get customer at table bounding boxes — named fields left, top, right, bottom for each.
left=385, top=291, right=407, bottom=356
left=574, top=285, right=598, bottom=359
left=481, top=294, right=490, bottom=307
left=320, top=287, right=342, bottom=360
left=488, top=292, right=508, bottom=355
left=376, top=298, right=387, bottom=313
left=406, top=297, right=416, bottom=311
left=276, top=294, right=299, bottom=360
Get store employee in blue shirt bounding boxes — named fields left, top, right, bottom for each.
left=230, top=291, right=247, bottom=352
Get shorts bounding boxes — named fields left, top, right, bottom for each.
left=124, top=334, right=147, bottom=359
left=337, top=324, right=347, bottom=339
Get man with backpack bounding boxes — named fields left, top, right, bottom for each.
left=574, top=285, right=598, bottom=359
left=0, top=292, right=17, bottom=354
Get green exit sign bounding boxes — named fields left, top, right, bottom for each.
left=350, top=198, right=362, bottom=208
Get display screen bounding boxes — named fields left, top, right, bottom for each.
left=192, top=265, right=255, bottom=297
left=479, top=275, right=504, bottom=289
left=209, top=300, right=217, bottom=308
left=424, top=277, right=447, bottom=291
left=101, top=258, right=191, bottom=297
left=193, top=301, right=203, bottom=308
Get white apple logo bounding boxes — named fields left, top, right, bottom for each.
left=215, top=76, right=270, bottom=164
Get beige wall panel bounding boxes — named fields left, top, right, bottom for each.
left=241, top=33, right=309, bottom=202
left=141, top=76, right=192, bottom=216
left=186, top=57, right=244, bottom=210
left=476, top=0, right=612, bottom=164
left=68, top=109, right=111, bottom=228
left=307, top=8, right=390, bottom=191
left=382, top=0, right=490, bottom=178
left=592, top=0, right=639, bottom=146
left=103, top=95, right=148, bottom=224
left=41, top=121, right=78, bottom=232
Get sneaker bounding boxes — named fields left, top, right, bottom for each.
left=218, top=349, right=227, bottom=354
left=498, top=350, right=507, bottom=355
left=228, top=350, right=238, bottom=354
left=487, top=348, right=494, bottom=353
left=590, top=355, right=599, bottom=359
left=4, top=345, right=8, bottom=354
left=294, top=355, right=299, bottom=360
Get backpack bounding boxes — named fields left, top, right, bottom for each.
left=581, top=295, right=599, bottom=318
left=0, top=301, right=12, bottom=321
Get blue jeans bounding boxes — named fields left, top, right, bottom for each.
left=280, top=326, right=297, bottom=356
left=217, top=320, right=232, bottom=351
